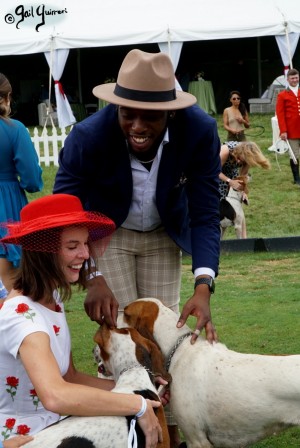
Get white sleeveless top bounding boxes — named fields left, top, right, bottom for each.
left=0, top=294, right=70, bottom=440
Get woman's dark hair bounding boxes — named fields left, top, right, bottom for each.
left=12, top=247, right=92, bottom=303
left=229, top=90, right=247, bottom=118
left=0, top=73, right=12, bottom=118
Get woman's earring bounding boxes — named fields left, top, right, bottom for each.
left=169, top=112, right=175, bottom=119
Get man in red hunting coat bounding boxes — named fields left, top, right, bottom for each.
left=276, top=68, right=300, bottom=185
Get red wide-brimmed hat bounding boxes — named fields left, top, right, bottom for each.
left=0, top=194, right=116, bottom=253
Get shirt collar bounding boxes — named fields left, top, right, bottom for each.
left=289, top=84, right=299, bottom=94
left=162, top=128, right=169, bottom=146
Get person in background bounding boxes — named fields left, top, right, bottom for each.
left=53, top=49, right=221, bottom=447
left=219, top=141, right=271, bottom=238
left=223, top=90, right=250, bottom=142
left=0, top=194, right=164, bottom=447
left=0, top=73, right=43, bottom=293
left=276, top=68, right=300, bottom=185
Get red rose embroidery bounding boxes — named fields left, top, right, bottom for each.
left=15, top=303, right=35, bottom=321
left=16, top=424, right=31, bottom=435
left=30, top=388, right=40, bottom=410
left=6, top=376, right=19, bottom=401
left=15, top=303, right=29, bottom=313
left=6, top=376, right=19, bottom=388
left=1, top=418, right=16, bottom=440
left=53, top=325, right=60, bottom=335
left=5, top=419, right=15, bottom=430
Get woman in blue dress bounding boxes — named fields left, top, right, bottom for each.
left=0, top=73, right=43, bottom=292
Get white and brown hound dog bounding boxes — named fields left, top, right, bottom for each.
left=220, top=174, right=250, bottom=239
left=26, top=324, right=170, bottom=448
left=119, top=298, right=300, bottom=448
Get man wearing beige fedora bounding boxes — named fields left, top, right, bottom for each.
left=54, top=49, right=221, bottom=446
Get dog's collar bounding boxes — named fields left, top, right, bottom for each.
left=166, top=332, right=192, bottom=371
left=120, top=363, right=155, bottom=380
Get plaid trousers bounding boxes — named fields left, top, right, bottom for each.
left=96, top=226, right=182, bottom=312
left=96, top=226, right=182, bottom=426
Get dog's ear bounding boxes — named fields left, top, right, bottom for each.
left=130, top=328, right=172, bottom=383
left=123, top=301, right=158, bottom=344
left=93, top=323, right=110, bottom=362
left=144, top=337, right=172, bottom=383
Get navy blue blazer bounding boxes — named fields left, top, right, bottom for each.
left=54, top=104, right=221, bottom=275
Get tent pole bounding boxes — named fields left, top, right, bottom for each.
left=257, top=37, right=262, bottom=97
left=167, top=28, right=171, bottom=57
left=285, top=25, right=293, bottom=68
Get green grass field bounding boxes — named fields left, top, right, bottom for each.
left=28, top=114, right=300, bottom=447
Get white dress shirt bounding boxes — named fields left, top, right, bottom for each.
left=121, top=129, right=215, bottom=279
left=121, top=131, right=168, bottom=231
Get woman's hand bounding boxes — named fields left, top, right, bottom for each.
left=3, top=435, right=34, bottom=447
left=229, top=179, right=243, bottom=191
left=137, top=399, right=163, bottom=448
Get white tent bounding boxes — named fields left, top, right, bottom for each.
left=1, top=0, right=299, bottom=126
left=1, top=0, right=300, bottom=55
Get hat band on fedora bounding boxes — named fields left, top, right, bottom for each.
left=114, top=84, right=177, bottom=103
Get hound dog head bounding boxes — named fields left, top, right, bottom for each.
left=119, top=298, right=186, bottom=350
left=94, top=323, right=171, bottom=384
left=94, top=323, right=171, bottom=448
left=232, top=174, right=250, bottom=200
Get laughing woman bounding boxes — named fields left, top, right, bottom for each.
left=0, top=194, right=163, bottom=448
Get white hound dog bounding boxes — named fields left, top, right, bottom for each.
left=26, top=325, right=170, bottom=448
left=119, top=298, right=300, bottom=448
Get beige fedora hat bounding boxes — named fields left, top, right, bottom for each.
left=92, top=49, right=196, bottom=110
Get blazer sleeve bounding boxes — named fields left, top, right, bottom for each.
left=53, top=125, right=89, bottom=204
left=187, top=115, right=221, bottom=276
left=163, top=106, right=221, bottom=276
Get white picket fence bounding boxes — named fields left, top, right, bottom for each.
left=29, top=126, right=71, bottom=167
